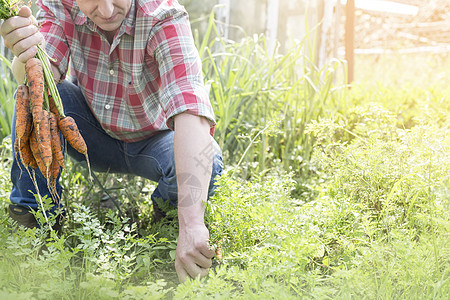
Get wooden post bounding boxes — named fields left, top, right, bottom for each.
left=278, top=0, right=289, bottom=54
left=316, top=0, right=325, bottom=67
left=345, top=0, right=355, bottom=84
left=266, top=0, right=280, bottom=55
left=319, top=0, right=335, bottom=69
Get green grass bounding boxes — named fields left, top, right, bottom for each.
left=0, top=80, right=448, bottom=298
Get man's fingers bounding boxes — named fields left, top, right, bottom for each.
left=200, top=247, right=215, bottom=259
left=175, top=260, right=189, bottom=283
left=175, top=224, right=213, bottom=282
left=9, top=24, right=38, bottom=45
left=18, top=6, right=33, bottom=18
left=193, top=253, right=212, bottom=269
left=12, top=31, right=41, bottom=61
left=17, top=45, right=38, bottom=63
left=0, top=16, right=31, bottom=36
left=184, top=263, right=209, bottom=280
left=190, top=240, right=214, bottom=267
left=199, top=241, right=215, bottom=259
left=176, top=252, right=211, bottom=283
left=0, top=6, right=38, bottom=58
left=197, top=267, right=209, bottom=278
left=175, top=259, right=209, bottom=283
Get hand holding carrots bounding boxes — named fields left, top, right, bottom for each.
left=0, top=5, right=43, bottom=63
left=1, top=1, right=88, bottom=212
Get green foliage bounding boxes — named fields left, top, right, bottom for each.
left=0, top=0, right=20, bottom=19
left=0, top=54, right=16, bottom=141
left=0, top=200, right=174, bottom=299
left=179, top=0, right=216, bottom=40
left=0, top=92, right=448, bottom=298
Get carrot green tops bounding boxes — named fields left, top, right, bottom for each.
left=37, top=0, right=215, bottom=142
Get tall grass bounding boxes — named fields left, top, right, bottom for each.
left=0, top=53, right=16, bottom=141
left=197, top=10, right=347, bottom=178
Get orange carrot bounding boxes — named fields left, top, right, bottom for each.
left=49, top=112, right=65, bottom=168
left=22, top=113, right=33, bottom=145
left=28, top=153, right=38, bottom=170
left=20, top=140, right=35, bottom=168
left=58, top=116, right=87, bottom=155
left=25, top=58, right=44, bottom=127
left=30, top=127, right=47, bottom=176
left=14, top=137, right=20, bottom=154
left=36, top=110, right=52, bottom=171
left=49, top=158, right=60, bottom=190
left=216, top=245, right=223, bottom=260
left=15, top=85, right=31, bottom=140
left=48, top=93, right=61, bottom=124
left=15, top=137, right=34, bottom=169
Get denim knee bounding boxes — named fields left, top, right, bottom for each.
left=150, top=138, right=223, bottom=206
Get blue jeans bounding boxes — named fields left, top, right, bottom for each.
left=10, top=80, right=223, bottom=212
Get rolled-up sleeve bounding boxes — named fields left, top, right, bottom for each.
left=36, top=0, right=70, bottom=80
left=148, top=10, right=216, bottom=135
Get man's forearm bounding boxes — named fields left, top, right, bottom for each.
left=173, top=112, right=212, bottom=226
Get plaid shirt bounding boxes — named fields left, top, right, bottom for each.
left=36, top=0, right=215, bottom=142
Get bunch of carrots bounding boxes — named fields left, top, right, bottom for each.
left=15, top=58, right=88, bottom=201
left=1, top=0, right=88, bottom=204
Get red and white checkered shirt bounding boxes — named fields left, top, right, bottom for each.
left=36, top=0, right=215, bottom=142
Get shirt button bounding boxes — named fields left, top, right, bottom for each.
left=109, top=69, right=114, bottom=75
left=105, top=104, right=111, bottom=110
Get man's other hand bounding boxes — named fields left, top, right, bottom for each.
left=174, top=223, right=214, bottom=283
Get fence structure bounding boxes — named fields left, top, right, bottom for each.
left=189, top=0, right=449, bottom=80
left=180, top=0, right=313, bottom=54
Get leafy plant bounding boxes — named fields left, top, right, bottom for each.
left=0, top=54, right=16, bottom=141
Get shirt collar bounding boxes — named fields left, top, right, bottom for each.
left=72, top=4, right=87, bottom=26
left=124, top=0, right=136, bottom=36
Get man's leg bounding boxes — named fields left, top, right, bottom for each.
left=58, top=80, right=129, bottom=173
left=56, top=80, right=221, bottom=206
left=10, top=80, right=223, bottom=224
left=126, top=130, right=223, bottom=212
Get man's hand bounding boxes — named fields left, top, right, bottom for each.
left=0, top=6, right=43, bottom=62
left=175, top=223, right=215, bottom=283
left=0, top=6, right=58, bottom=84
